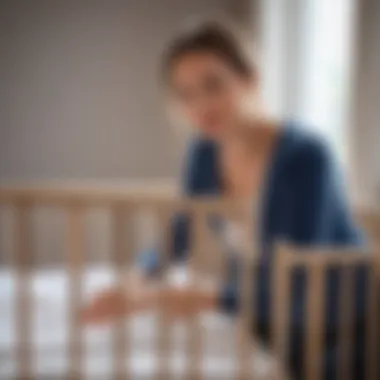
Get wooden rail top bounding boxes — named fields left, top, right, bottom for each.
left=0, top=185, right=246, bottom=213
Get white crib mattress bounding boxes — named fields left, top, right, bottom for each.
left=0, top=266, right=277, bottom=379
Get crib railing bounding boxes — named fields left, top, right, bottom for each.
left=0, top=186, right=379, bottom=380
left=273, top=244, right=380, bottom=380
left=0, top=187, right=264, bottom=380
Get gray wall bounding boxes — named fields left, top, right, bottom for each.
left=351, top=0, right=380, bottom=208
left=1, top=0, right=378, bottom=194
left=0, top=0, right=251, bottom=264
left=0, top=0, right=244, bottom=182
left=0, top=0, right=378, bottom=264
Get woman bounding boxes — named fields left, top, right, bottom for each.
left=83, top=20, right=366, bottom=379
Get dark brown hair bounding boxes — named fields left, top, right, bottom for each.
left=162, top=18, right=257, bottom=83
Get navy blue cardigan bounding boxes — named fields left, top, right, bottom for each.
left=139, top=122, right=366, bottom=330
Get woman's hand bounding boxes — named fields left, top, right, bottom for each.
left=81, top=286, right=131, bottom=325
left=159, top=285, right=217, bottom=318
left=82, top=270, right=218, bottom=325
left=82, top=269, right=158, bottom=325
left=82, top=285, right=217, bottom=325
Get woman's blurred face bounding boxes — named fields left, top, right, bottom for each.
left=169, top=51, right=253, bottom=139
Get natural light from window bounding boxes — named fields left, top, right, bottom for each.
left=260, top=0, right=356, bottom=163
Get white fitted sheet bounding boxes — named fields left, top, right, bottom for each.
left=0, top=266, right=276, bottom=379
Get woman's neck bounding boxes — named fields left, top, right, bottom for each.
left=218, top=116, right=280, bottom=157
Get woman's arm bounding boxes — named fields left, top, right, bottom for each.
left=136, top=137, right=214, bottom=276
left=82, top=138, right=218, bottom=324
left=82, top=273, right=219, bottom=324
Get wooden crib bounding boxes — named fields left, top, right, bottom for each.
left=0, top=186, right=379, bottom=380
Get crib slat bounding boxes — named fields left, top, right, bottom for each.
left=236, top=261, right=253, bottom=379
left=272, top=245, right=292, bottom=380
left=157, top=206, right=171, bottom=380
left=13, top=202, right=33, bottom=379
left=366, top=256, right=380, bottom=380
left=305, top=260, right=325, bottom=380
left=338, top=266, right=355, bottom=380
left=237, top=210, right=256, bottom=380
left=66, top=204, right=85, bottom=379
left=111, top=203, right=131, bottom=380
left=188, top=206, right=205, bottom=380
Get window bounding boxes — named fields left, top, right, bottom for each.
left=260, top=0, right=356, bottom=163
